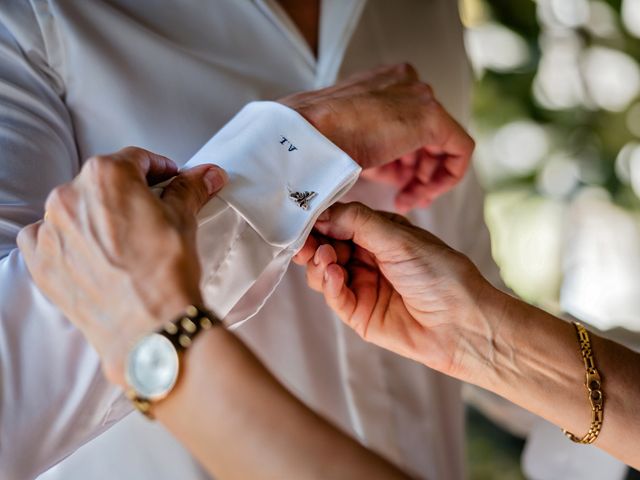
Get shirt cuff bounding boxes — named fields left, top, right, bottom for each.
left=184, top=101, right=361, bottom=249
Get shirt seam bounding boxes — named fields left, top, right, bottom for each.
left=202, top=220, right=249, bottom=287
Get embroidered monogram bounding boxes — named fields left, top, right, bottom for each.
left=280, top=136, right=298, bottom=152
left=288, top=189, right=317, bottom=210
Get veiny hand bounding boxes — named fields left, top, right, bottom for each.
left=293, top=202, right=505, bottom=380
left=17, top=147, right=227, bottom=384
left=280, top=63, right=475, bottom=213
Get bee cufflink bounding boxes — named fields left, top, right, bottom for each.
left=288, top=188, right=317, bottom=211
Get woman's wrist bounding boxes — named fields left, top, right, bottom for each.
left=445, top=281, right=515, bottom=387
left=470, top=289, right=592, bottom=430
left=464, top=286, right=550, bottom=393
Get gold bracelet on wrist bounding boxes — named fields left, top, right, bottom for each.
left=562, top=322, right=604, bottom=444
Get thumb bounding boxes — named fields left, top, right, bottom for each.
left=161, top=165, right=227, bottom=218
left=314, top=202, right=414, bottom=260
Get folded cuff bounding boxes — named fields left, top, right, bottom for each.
left=186, top=101, right=361, bottom=249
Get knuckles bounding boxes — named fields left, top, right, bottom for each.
left=391, top=62, right=418, bottom=80
left=167, top=175, right=195, bottom=200
left=464, top=135, right=476, bottom=156
left=16, top=224, right=35, bottom=253
left=117, top=145, right=147, bottom=159
left=44, top=183, right=77, bottom=221
left=84, top=154, right=110, bottom=175
left=408, top=82, right=435, bottom=103
left=35, top=222, right=61, bottom=257
left=345, top=201, right=375, bottom=228
left=85, top=154, right=133, bottom=182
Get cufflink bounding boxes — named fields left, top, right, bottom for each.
left=288, top=188, right=317, bottom=210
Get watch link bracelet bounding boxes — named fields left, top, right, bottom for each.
left=125, top=305, right=222, bottom=418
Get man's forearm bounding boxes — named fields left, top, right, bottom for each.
left=152, top=326, right=409, bottom=479
left=477, top=289, right=640, bottom=469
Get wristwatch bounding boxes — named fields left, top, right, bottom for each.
left=125, top=305, right=222, bottom=418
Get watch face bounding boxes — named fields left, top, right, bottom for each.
left=126, top=333, right=179, bottom=401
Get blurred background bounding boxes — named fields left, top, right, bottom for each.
left=458, top=0, right=640, bottom=478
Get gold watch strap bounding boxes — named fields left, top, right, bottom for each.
left=126, top=390, right=153, bottom=418
left=159, top=305, right=220, bottom=352
left=562, top=322, right=604, bottom=444
left=128, top=305, right=222, bottom=419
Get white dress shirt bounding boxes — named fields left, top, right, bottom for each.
left=0, top=1, right=499, bottom=479
left=186, top=101, right=360, bottom=324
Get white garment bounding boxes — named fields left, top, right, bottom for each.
left=561, top=189, right=640, bottom=337
left=187, top=101, right=360, bottom=324
left=0, top=1, right=496, bottom=479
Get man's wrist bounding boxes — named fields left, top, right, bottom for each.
left=102, top=290, right=205, bottom=388
left=278, top=100, right=343, bottom=159
left=291, top=104, right=334, bottom=138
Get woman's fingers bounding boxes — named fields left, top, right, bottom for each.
left=314, top=202, right=409, bottom=258
left=293, top=235, right=318, bottom=265
left=332, top=239, right=353, bottom=265
left=321, top=263, right=357, bottom=325
left=305, top=243, right=338, bottom=292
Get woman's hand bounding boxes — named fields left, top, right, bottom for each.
left=294, top=202, right=506, bottom=380
left=17, top=147, right=227, bottom=385
left=281, top=63, right=475, bottom=212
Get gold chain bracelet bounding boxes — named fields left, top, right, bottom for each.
left=562, top=322, right=604, bottom=444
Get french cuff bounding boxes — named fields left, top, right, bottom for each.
left=183, top=101, right=361, bottom=326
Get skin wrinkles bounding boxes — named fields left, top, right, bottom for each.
left=16, top=63, right=484, bottom=478
left=299, top=201, right=640, bottom=472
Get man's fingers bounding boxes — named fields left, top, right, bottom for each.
left=422, top=101, right=473, bottom=158
left=414, top=151, right=440, bottom=184
left=395, top=179, right=434, bottom=213
left=361, top=159, right=415, bottom=188
left=111, top=146, right=179, bottom=185
left=162, top=165, right=227, bottom=219
left=420, top=101, right=474, bottom=189
left=421, top=163, right=464, bottom=200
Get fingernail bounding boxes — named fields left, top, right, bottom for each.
left=204, top=167, right=227, bottom=195
left=317, top=209, right=330, bottom=222
left=313, top=248, right=321, bottom=266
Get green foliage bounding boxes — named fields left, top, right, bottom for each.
left=474, top=0, right=640, bottom=209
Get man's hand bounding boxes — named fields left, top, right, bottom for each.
left=280, top=64, right=475, bottom=213
left=17, top=147, right=227, bottom=385
left=294, top=202, right=506, bottom=381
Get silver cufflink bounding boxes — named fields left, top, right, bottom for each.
left=288, top=189, right=317, bottom=211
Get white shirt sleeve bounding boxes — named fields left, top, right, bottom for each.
left=0, top=9, right=360, bottom=478
left=183, top=101, right=360, bottom=325
left=0, top=8, right=131, bottom=479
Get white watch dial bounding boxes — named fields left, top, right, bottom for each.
left=126, top=333, right=179, bottom=400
